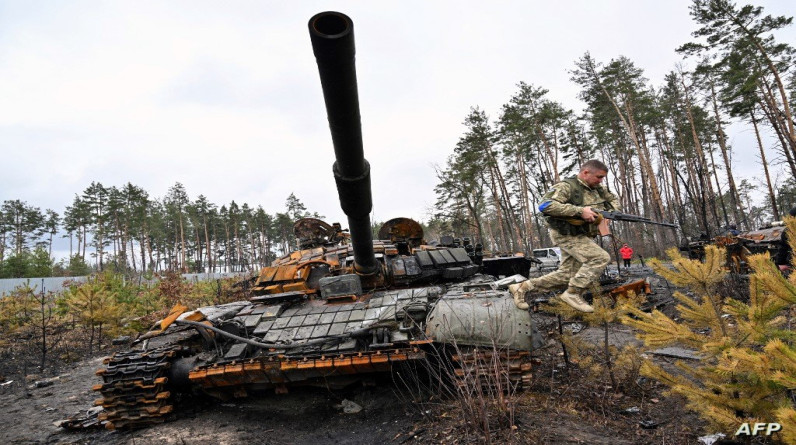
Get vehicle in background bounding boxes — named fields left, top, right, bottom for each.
left=532, top=247, right=561, bottom=271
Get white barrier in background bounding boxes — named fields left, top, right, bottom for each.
left=0, top=272, right=251, bottom=297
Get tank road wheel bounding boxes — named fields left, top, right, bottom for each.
left=450, top=347, right=532, bottom=396
left=93, top=345, right=182, bottom=430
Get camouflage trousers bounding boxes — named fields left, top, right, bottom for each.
left=531, top=231, right=610, bottom=292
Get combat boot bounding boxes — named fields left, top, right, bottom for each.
left=559, top=287, right=594, bottom=313
left=508, top=280, right=534, bottom=310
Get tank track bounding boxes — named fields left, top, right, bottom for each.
left=451, top=348, right=532, bottom=395
left=91, top=345, right=182, bottom=430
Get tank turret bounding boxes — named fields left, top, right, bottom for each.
left=309, top=12, right=377, bottom=276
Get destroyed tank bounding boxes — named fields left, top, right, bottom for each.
left=64, top=11, right=541, bottom=430
left=679, top=224, right=785, bottom=274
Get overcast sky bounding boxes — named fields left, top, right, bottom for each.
left=1, top=0, right=794, bottom=248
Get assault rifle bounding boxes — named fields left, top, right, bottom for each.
left=564, top=210, right=679, bottom=229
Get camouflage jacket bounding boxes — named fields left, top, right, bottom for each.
left=538, top=176, right=619, bottom=236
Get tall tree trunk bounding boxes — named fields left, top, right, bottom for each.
left=609, top=93, right=667, bottom=222
left=530, top=105, right=560, bottom=183
left=759, top=86, right=796, bottom=179
left=248, top=229, right=256, bottom=271
left=707, top=143, right=730, bottom=228
left=577, top=55, right=665, bottom=222
left=731, top=15, right=796, bottom=149
left=674, top=122, right=710, bottom=236
left=235, top=225, right=243, bottom=272
left=483, top=215, right=496, bottom=252
left=751, top=109, right=780, bottom=220
left=224, top=224, right=231, bottom=273
left=96, top=214, right=104, bottom=271
left=112, top=218, right=119, bottom=266
left=194, top=226, right=202, bottom=273
left=636, top=129, right=668, bottom=247
left=81, top=225, right=87, bottom=261
left=680, top=73, right=721, bottom=230
left=212, top=237, right=219, bottom=273
left=534, top=142, right=555, bottom=186
left=709, top=79, right=748, bottom=229
left=485, top=144, right=523, bottom=251
left=140, top=226, right=148, bottom=273
left=179, top=212, right=186, bottom=272
left=204, top=217, right=212, bottom=273
left=146, top=231, right=155, bottom=273
left=485, top=169, right=510, bottom=252
left=517, top=150, right=535, bottom=251
left=676, top=168, right=710, bottom=237
left=129, top=237, right=136, bottom=272
left=567, top=117, right=587, bottom=166
left=758, top=80, right=796, bottom=154
left=655, top=128, right=683, bottom=225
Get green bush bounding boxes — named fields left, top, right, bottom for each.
left=0, top=247, right=54, bottom=278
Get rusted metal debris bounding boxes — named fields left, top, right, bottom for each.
left=680, top=224, right=785, bottom=274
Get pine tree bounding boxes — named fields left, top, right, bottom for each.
left=620, top=238, right=796, bottom=442
left=1, top=199, right=45, bottom=256
left=62, top=276, right=124, bottom=353
left=165, top=183, right=191, bottom=272
left=0, top=281, right=60, bottom=369
left=82, top=182, right=110, bottom=270
left=679, top=0, right=795, bottom=154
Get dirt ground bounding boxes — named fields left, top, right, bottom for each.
left=0, top=266, right=718, bottom=445
left=1, top=356, right=421, bottom=445
left=0, top=347, right=708, bottom=445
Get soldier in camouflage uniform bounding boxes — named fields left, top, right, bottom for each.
left=510, top=159, right=619, bottom=312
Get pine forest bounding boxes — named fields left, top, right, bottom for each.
left=0, top=0, right=794, bottom=280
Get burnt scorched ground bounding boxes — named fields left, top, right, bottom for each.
left=0, top=351, right=706, bottom=445
left=0, top=357, right=421, bottom=445
left=0, top=266, right=713, bottom=445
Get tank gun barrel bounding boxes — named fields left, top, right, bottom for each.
left=308, top=11, right=378, bottom=275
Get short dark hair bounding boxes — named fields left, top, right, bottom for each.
left=581, top=159, right=608, bottom=173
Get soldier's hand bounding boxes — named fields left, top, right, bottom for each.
left=581, top=206, right=599, bottom=223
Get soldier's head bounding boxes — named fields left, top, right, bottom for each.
left=578, top=159, right=608, bottom=188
